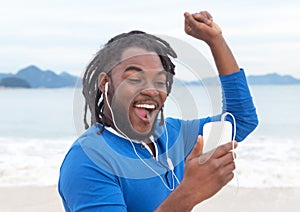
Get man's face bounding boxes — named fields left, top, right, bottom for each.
left=106, top=47, right=168, bottom=140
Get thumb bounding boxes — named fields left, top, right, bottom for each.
left=184, top=12, right=196, bottom=25
left=187, top=135, right=204, bottom=161
left=184, top=12, right=197, bottom=35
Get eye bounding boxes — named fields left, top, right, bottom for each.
left=154, top=75, right=167, bottom=88
left=127, top=78, right=142, bottom=84
left=155, top=81, right=167, bottom=86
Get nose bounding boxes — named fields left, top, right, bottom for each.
left=140, top=84, right=160, bottom=97
left=140, top=88, right=159, bottom=97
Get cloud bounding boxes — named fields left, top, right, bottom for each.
left=1, top=0, right=300, bottom=77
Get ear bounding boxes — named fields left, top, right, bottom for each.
left=98, top=72, right=109, bottom=93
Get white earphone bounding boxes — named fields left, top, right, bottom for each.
left=104, top=82, right=109, bottom=95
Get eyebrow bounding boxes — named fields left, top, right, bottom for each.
left=124, top=66, right=143, bottom=72
left=124, top=65, right=166, bottom=76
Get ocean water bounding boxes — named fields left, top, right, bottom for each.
left=0, top=85, right=299, bottom=188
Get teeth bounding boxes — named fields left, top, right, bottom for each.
left=135, top=104, right=156, bottom=109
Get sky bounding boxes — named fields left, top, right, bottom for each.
left=1, top=0, right=300, bottom=78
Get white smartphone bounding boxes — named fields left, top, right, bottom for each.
left=202, top=121, right=233, bottom=153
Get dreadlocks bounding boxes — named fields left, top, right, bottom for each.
left=82, top=30, right=177, bottom=132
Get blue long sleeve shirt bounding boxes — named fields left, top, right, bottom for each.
left=58, top=69, right=258, bottom=212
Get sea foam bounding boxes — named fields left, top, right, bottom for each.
left=1, top=135, right=299, bottom=188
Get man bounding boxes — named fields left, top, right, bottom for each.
left=59, top=11, right=258, bottom=211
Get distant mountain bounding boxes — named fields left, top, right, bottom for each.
left=0, top=77, right=31, bottom=88
left=1, top=66, right=299, bottom=88
left=0, top=73, right=13, bottom=79
left=247, top=73, right=300, bottom=85
left=180, top=73, right=300, bottom=86
left=0, top=65, right=81, bottom=88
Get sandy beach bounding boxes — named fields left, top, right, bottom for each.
left=0, top=185, right=64, bottom=212
left=193, top=186, right=299, bottom=212
left=0, top=185, right=298, bottom=212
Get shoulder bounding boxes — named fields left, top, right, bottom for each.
left=59, top=126, right=122, bottom=192
left=60, top=125, right=113, bottom=174
left=165, top=117, right=203, bottom=131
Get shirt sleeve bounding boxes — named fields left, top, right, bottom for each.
left=219, top=69, right=258, bottom=141
left=181, top=69, right=258, bottom=156
left=58, top=142, right=127, bottom=212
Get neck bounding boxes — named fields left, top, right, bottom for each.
left=145, top=141, right=156, bottom=157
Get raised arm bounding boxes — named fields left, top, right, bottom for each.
left=156, top=10, right=258, bottom=211
left=184, top=11, right=258, bottom=141
left=184, top=11, right=239, bottom=76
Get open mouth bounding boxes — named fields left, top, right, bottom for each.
left=133, top=102, right=157, bottom=121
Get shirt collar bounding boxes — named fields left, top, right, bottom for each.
left=104, top=126, right=155, bottom=144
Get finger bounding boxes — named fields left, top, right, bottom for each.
left=204, top=11, right=213, bottom=21
left=192, top=11, right=213, bottom=26
left=218, top=162, right=235, bottom=185
left=193, top=11, right=211, bottom=20
left=223, top=159, right=236, bottom=172
left=187, top=135, right=204, bottom=161
left=184, top=21, right=192, bottom=35
left=214, top=141, right=238, bottom=158
left=184, top=12, right=192, bottom=34
left=184, top=12, right=202, bottom=30
left=220, top=152, right=236, bottom=167
left=222, top=171, right=235, bottom=186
